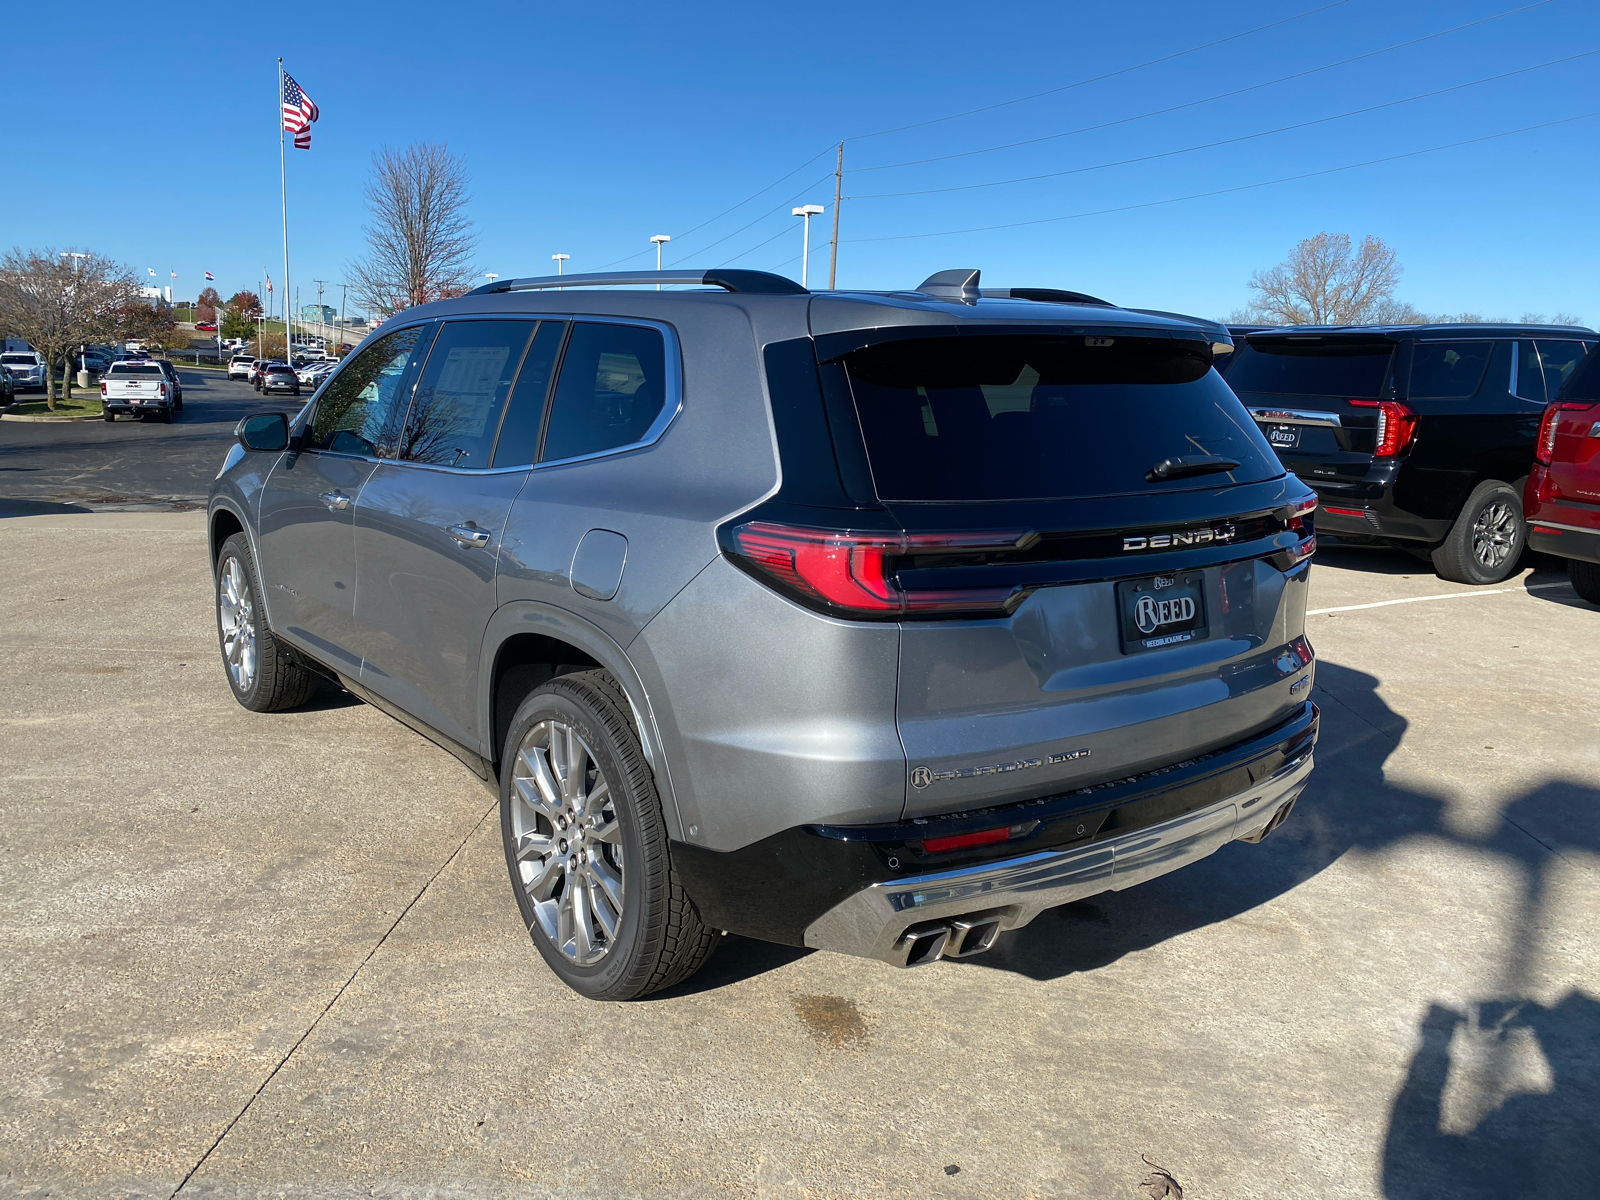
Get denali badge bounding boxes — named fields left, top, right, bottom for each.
left=1123, top=524, right=1237, bottom=552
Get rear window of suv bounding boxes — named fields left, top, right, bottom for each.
left=839, top=333, right=1280, bottom=502
left=1225, top=339, right=1394, bottom=397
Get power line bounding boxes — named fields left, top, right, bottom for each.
left=843, top=112, right=1600, bottom=244
left=847, top=50, right=1598, bottom=200
left=666, top=171, right=835, bottom=265
left=853, top=0, right=1559, bottom=174
left=846, top=0, right=1359, bottom=142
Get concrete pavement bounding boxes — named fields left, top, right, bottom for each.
left=0, top=516, right=1595, bottom=1199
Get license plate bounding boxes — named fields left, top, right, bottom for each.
left=1117, top=572, right=1209, bottom=653
left=1265, top=423, right=1301, bottom=450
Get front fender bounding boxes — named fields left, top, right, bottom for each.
left=477, top=600, right=682, bottom=839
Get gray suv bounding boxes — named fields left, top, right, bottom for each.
left=209, top=267, right=1320, bottom=1000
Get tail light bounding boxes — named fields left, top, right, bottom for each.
left=1348, top=399, right=1416, bottom=456
left=1535, top=402, right=1586, bottom=465
left=100, top=382, right=106, bottom=395
left=725, top=521, right=1032, bottom=618
left=1277, top=492, right=1317, bottom=567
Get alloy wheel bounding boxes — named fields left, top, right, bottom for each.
left=1471, top=499, right=1518, bottom=569
left=218, top=555, right=257, bottom=693
left=509, top=719, right=625, bottom=966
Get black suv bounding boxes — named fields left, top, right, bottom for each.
left=1226, top=324, right=1597, bottom=583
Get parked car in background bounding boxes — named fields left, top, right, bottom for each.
left=228, top=355, right=257, bottom=381
left=1526, top=345, right=1600, bottom=605
left=296, top=360, right=336, bottom=387
left=251, top=360, right=285, bottom=390
left=1, top=351, right=46, bottom=392
left=79, top=349, right=112, bottom=374
left=1226, top=323, right=1597, bottom=584
left=260, top=363, right=300, bottom=395
left=209, top=265, right=1319, bottom=1000
left=155, top=359, right=184, bottom=408
left=196, top=321, right=217, bottom=332
left=101, top=360, right=177, bottom=422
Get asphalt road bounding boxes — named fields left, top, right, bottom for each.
left=0, top=370, right=293, bottom=514
left=0, top=513, right=1594, bottom=1200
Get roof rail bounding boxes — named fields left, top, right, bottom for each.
left=466, top=268, right=807, bottom=297
left=981, top=287, right=1115, bottom=307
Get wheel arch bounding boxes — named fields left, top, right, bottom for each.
left=479, top=601, right=681, bottom=839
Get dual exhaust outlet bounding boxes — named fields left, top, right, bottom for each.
left=889, top=910, right=1006, bottom=968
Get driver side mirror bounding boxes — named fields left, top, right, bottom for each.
left=237, top=412, right=290, bottom=452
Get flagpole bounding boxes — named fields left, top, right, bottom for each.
left=278, top=56, right=291, bottom=361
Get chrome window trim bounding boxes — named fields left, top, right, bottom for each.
left=1248, top=406, right=1342, bottom=428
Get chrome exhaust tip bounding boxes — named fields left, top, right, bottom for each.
left=892, top=922, right=952, bottom=967
left=946, top=914, right=1003, bottom=958
left=1240, top=794, right=1299, bottom=844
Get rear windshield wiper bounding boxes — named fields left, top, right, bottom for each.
left=1146, top=454, right=1240, bottom=482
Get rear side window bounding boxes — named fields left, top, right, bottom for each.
left=1536, top=340, right=1591, bottom=398
left=1408, top=341, right=1493, bottom=399
left=1514, top=341, right=1546, bottom=402
left=398, top=320, right=536, bottom=468
left=542, top=323, right=668, bottom=462
left=841, top=334, right=1280, bottom=502
left=1225, top=341, right=1393, bottom=397
left=491, top=322, right=566, bottom=467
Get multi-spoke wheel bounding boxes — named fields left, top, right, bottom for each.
left=509, top=718, right=626, bottom=966
left=499, top=670, right=719, bottom=1000
left=214, top=533, right=319, bottom=712
left=1431, top=479, right=1526, bottom=585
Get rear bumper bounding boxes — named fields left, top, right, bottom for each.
left=672, top=700, right=1318, bottom=954
left=804, top=746, right=1312, bottom=964
left=1528, top=518, right=1600, bottom=565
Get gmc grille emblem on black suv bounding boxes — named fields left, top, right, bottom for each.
left=1123, top=524, right=1237, bottom=552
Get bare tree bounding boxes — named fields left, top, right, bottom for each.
left=1241, top=233, right=1403, bottom=326
left=0, top=248, right=138, bottom=408
left=348, top=143, right=477, bottom=316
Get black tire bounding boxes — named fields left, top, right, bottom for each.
left=214, top=533, right=319, bottom=713
left=102, top=410, right=114, bottom=422
left=174, top=396, right=183, bottom=411
left=159, top=407, right=173, bottom=424
left=500, top=669, right=717, bottom=1000
left=1430, top=479, right=1526, bottom=585
left=1570, top=559, right=1600, bottom=606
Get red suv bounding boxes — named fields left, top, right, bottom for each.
left=1526, top=348, right=1600, bottom=604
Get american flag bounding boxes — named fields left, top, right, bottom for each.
left=265, top=273, right=273, bottom=294
left=204, top=271, right=214, bottom=281
left=281, top=70, right=319, bottom=150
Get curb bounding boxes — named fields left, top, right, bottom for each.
left=1, top=412, right=102, bottom=423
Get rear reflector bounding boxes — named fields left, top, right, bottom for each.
left=1322, top=506, right=1365, bottom=517
left=920, top=827, right=1013, bottom=855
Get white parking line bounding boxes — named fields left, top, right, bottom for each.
left=1309, top=581, right=1571, bottom=616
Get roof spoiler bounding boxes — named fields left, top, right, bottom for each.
left=980, top=287, right=1115, bottom=307
left=467, top=269, right=807, bottom=296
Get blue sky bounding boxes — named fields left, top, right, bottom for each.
left=7, top=0, right=1596, bottom=323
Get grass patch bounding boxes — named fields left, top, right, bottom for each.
left=7, top=393, right=104, bottom=418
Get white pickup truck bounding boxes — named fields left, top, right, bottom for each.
left=101, top=361, right=177, bottom=423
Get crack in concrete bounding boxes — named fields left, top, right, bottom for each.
left=167, top=797, right=499, bottom=1197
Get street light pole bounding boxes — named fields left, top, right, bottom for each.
left=792, top=205, right=824, bottom=289
left=650, top=235, right=670, bottom=289
left=552, top=254, right=569, bottom=275
left=485, top=273, right=499, bottom=285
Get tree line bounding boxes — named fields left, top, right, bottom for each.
left=1230, top=233, right=1584, bottom=328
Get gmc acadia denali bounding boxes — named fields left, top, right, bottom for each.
left=208, top=267, right=1320, bottom=999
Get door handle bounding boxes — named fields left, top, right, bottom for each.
left=446, top=523, right=492, bottom=548
left=320, top=491, right=351, bottom=511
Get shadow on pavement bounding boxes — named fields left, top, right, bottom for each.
left=0, top=498, right=94, bottom=517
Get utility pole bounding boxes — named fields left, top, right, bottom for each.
left=314, top=278, right=326, bottom=343
left=828, top=142, right=843, bottom=290
left=338, top=281, right=348, bottom=356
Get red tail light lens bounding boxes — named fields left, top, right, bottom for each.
left=1348, top=400, right=1416, bottom=457
left=1536, top=402, right=1586, bottom=465
left=726, top=521, right=1031, bottom=618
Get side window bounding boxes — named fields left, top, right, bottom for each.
left=1408, top=341, right=1493, bottom=399
left=490, top=322, right=567, bottom=467
left=1535, top=340, right=1590, bottom=400
left=541, top=323, right=669, bottom=462
left=307, top=326, right=428, bottom=456
left=397, top=320, right=536, bottom=467
left=1514, top=341, right=1546, bottom=403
